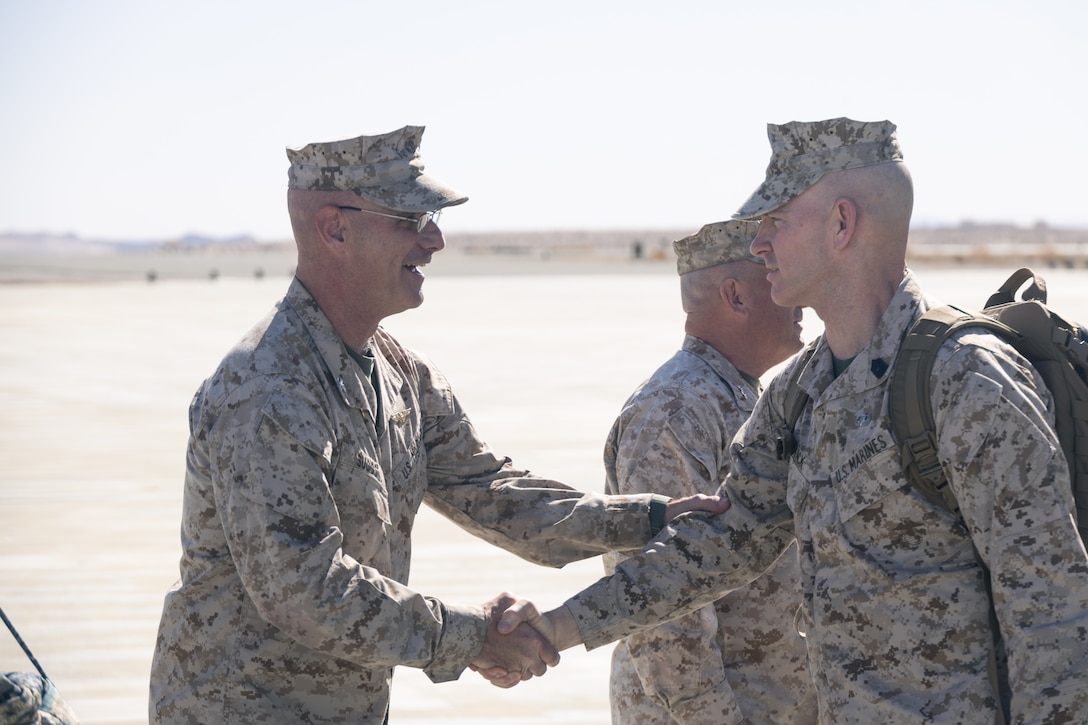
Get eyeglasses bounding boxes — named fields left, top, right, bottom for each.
left=336, top=206, right=441, bottom=233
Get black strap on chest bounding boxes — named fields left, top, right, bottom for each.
left=776, top=342, right=818, bottom=461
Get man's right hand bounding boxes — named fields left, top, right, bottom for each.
left=470, top=597, right=584, bottom=688
left=469, top=593, right=560, bottom=689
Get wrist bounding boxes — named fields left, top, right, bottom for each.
left=549, top=605, right=584, bottom=651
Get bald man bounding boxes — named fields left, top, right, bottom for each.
left=149, top=126, right=722, bottom=724
left=495, top=118, right=1088, bottom=724
left=603, top=220, right=814, bottom=725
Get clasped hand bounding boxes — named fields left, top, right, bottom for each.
left=469, top=593, right=559, bottom=689
left=469, top=493, right=730, bottom=688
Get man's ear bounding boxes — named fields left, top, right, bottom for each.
left=719, top=277, right=747, bottom=316
left=315, top=205, right=347, bottom=247
left=831, top=197, right=857, bottom=250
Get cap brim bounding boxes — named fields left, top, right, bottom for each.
left=733, top=173, right=815, bottom=220
left=355, top=173, right=468, bottom=213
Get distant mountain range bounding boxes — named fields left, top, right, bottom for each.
left=0, top=232, right=270, bottom=256
left=3, top=224, right=1087, bottom=284
left=3, top=222, right=1088, bottom=260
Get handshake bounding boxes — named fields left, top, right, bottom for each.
left=467, top=492, right=729, bottom=688
left=468, top=593, right=577, bottom=689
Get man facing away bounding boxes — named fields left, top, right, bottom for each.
left=603, top=220, right=815, bottom=725
left=495, top=118, right=1088, bottom=724
left=148, top=125, right=723, bottom=724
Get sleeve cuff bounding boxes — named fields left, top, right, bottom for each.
left=564, top=586, right=644, bottom=651
left=421, top=601, right=488, bottom=683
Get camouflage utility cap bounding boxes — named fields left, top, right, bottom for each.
left=286, top=125, right=468, bottom=212
left=734, top=118, right=902, bottom=220
left=673, top=220, right=762, bottom=275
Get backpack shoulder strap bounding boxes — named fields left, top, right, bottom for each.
left=889, top=305, right=1021, bottom=513
left=776, top=340, right=819, bottom=461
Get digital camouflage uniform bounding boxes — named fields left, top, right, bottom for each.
left=149, top=280, right=658, bottom=724
left=151, top=125, right=664, bottom=723
left=604, top=334, right=816, bottom=725
left=566, top=271, right=1088, bottom=723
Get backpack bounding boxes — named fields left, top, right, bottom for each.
left=777, top=268, right=1088, bottom=540
left=1, top=606, right=79, bottom=725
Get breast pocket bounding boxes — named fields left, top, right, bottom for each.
left=832, top=441, right=901, bottom=524
left=330, top=450, right=392, bottom=562
left=833, top=445, right=973, bottom=579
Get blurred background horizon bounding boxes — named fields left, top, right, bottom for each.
left=5, top=266, right=1086, bottom=724
left=2, top=0, right=1088, bottom=245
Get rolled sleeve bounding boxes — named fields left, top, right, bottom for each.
left=422, top=601, right=489, bottom=683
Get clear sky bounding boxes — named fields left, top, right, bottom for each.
left=2, top=0, right=1086, bottom=241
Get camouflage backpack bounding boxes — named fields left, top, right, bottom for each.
left=777, top=268, right=1088, bottom=540
left=1, top=606, right=79, bottom=725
